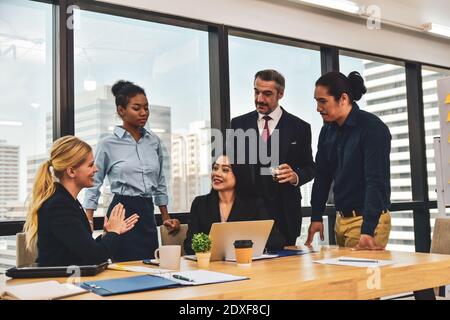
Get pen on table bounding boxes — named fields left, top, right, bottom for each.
left=338, top=259, right=379, bottom=263
left=173, top=274, right=195, bottom=282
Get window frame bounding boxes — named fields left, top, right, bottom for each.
left=1, top=0, right=449, bottom=254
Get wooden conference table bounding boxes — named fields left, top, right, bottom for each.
left=1, top=247, right=450, bottom=300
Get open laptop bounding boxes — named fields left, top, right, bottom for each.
left=184, top=220, right=274, bottom=262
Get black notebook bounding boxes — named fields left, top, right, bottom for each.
left=6, top=262, right=109, bottom=279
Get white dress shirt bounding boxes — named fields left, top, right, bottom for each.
left=257, top=105, right=283, bottom=136
left=256, top=106, right=299, bottom=187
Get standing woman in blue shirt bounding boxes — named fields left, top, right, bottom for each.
left=84, top=80, right=180, bottom=262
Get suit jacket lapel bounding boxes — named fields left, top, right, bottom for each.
left=57, top=183, right=91, bottom=231
left=245, top=111, right=259, bottom=183
left=275, top=107, right=289, bottom=163
left=249, top=110, right=259, bottom=133
left=227, top=194, right=242, bottom=222
left=209, top=192, right=222, bottom=223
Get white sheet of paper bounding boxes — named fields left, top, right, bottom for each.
left=156, top=270, right=248, bottom=286
left=313, top=256, right=395, bottom=268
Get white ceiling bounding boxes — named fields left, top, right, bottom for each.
left=287, top=0, right=450, bottom=30
left=357, top=0, right=450, bottom=28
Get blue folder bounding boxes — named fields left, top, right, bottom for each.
left=79, top=275, right=180, bottom=296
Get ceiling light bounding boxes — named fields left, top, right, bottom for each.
left=422, top=23, right=450, bottom=38
left=299, top=0, right=360, bottom=14
left=0, top=121, right=23, bottom=127
left=84, top=79, right=97, bottom=92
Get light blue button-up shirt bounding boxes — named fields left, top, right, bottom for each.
left=83, top=126, right=168, bottom=210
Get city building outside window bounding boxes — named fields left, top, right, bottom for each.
left=0, top=0, right=53, bottom=272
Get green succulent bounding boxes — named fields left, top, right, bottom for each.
left=191, top=233, right=212, bottom=253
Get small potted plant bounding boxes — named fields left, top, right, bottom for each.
left=191, top=233, right=212, bottom=268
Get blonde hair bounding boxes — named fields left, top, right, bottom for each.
left=24, top=136, right=92, bottom=251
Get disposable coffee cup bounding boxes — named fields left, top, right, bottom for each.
left=234, top=240, right=253, bottom=266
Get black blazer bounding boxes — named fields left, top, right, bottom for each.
left=36, top=183, right=119, bottom=267
left=184, top=192, right=286, bottom=255
left=230, top=108, right=315, bottom=244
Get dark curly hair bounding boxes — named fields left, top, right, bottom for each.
left=111, top=80, right=146, bottom=116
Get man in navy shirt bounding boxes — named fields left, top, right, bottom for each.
left=305, top=71, right=392, bottom=250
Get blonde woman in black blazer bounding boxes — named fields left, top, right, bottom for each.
left=24, top=136, right=139, bottom=267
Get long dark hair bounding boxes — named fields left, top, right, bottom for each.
left=315, top=71, right=367, bottom=102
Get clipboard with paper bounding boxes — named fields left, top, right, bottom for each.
left=79, top=270, right=249, bottom=296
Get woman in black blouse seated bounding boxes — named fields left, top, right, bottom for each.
left=24, top=136, right=139, bottom=267
left=184, top=154, right=286, bottom=255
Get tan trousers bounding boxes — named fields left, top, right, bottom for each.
left=335, top=212, right=391, bottom=248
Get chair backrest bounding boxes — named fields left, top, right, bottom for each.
left=431, top=218, right=450, bottom=255
left=160, top=224, right=188, bottom=256
left=16, top=232, right=37, bottom=267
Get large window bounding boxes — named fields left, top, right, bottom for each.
left=0, top=0, right=53, bottom=272
left=0, top=0, right=53, bottom=221
left=340, top=53, right=413, bottom=252
left=228, top=35, right=322, bottom=246
left=229, top=35, right=322, bottom=208
left=340, top=53, right=412, bottom=202
left=1, top=0, right=450, bottom=272
left=73, top=10, right=211, bottom=216
left=385, top=211, right=415, bottom=252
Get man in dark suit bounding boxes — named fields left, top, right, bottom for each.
left=229, top=69, right=315, bottom=246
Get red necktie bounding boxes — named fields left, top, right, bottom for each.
left=262, top=115, right=272, bottom=142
